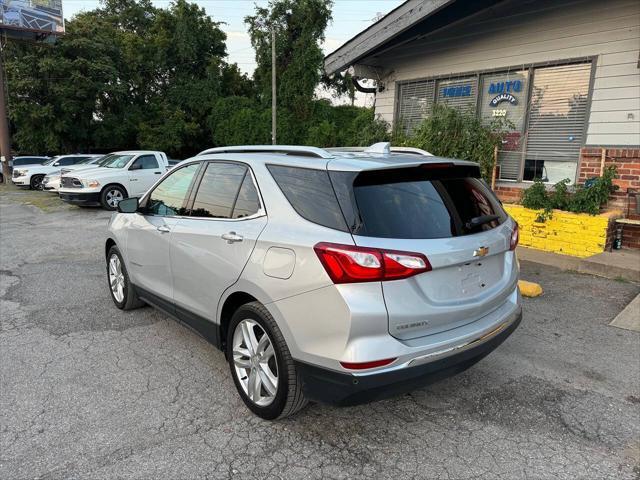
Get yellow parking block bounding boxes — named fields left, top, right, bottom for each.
left=519, top=280, right=543, bottom=297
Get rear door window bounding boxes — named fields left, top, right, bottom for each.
left=131, top=155, right=159, bottom=170
left=267, top=165, right=348, bottom=231
left=14, top=157, right=45, bottom=166
left=190, top=163, right=247, bottom=219
left=333, top=166, right=506, bottom=239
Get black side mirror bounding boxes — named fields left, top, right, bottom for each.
left=129, top=163, right=142, bottom=171
left=117, top=197, right=139, bottom=213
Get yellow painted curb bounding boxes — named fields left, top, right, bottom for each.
left=519, top=280, right=543, bottom=297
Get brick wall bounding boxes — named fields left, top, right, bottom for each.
left=504, top=204, right=611, bottom=258
left=494, top=184, right=522, bottom=204
left=578, top=147, right=640, bottom=218
left=495, top=147, right=640, bottom=251
left=621, top=224, right=640, bottom=249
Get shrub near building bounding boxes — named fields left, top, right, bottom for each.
left=507, top=167, right=619, bottom=257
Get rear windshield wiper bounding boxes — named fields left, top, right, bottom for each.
left=465, top=214, right=499, bottom=230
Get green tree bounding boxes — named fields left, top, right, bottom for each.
left=6, top=0, right=390, bottom=156
left=245, top=0, right=333, bottom=140
left=397, top=104, right=511, bottom=181
left=5, top=0, right=233, bottom=157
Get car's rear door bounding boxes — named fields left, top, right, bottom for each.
left=170, top=161, right=267, bottom=324
left=331, top=165, right=519, bottom=340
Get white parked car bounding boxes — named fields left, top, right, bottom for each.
left=43, top=155, right=108, bottom=192
left=12, top=154, right=100, bottom=190
left=58, top=151, right=169, bottom=210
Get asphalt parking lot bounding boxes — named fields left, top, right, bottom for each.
left=1, top=188, right=639, bottom=480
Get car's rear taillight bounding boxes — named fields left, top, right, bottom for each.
left=510, top=222, right=519, bottom=251
left=314, top=242, right=431, bottom=284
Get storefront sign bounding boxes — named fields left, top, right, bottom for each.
left=489, top=93, right=518, bottom=107
left=488, top=80, right=522, bottom=94
left=440, top=84, right=472, bottom=98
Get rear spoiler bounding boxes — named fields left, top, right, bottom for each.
left=350, top=164, right=482, bottom=186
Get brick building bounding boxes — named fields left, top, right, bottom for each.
left=325, top=0, right=640, bottom=249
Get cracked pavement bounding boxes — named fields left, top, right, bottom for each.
left=1, top=193, right=639, bottom=479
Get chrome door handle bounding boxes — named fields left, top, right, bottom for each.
left=156, top=225, right=171, bottom=233
left=222, top=232, right=243, bottom=243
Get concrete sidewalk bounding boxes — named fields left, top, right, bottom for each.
left=610, top=294, right=640, bottom=332
left=517, top=246, right=640, bottom=283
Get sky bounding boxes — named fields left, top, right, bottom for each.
left=61, top=0, right=405, bottom=105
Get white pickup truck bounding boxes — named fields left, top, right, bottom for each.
left=58, top=151, right=169, bottom=210
left=12, top=154, right=101, bottom=190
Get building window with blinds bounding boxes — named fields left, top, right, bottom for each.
left=395, top=61, right=593, bottom=183
left=436, top=77, right=477, bottom=112
left=523, top=63, right=592, bottom=184
left=396, top=80, right=435, bottom=135
left=479, top=70, right=529, bottom=182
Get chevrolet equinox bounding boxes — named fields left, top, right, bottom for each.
left=105, top=143, right=522, bottom=420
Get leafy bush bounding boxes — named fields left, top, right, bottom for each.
left=306, top=120, right=338, bottom=147
left=520, top=178, right=549, bottom=211
left=394, top=103, right=512, bottom=182
left=521, top=166, right=618, bottom=220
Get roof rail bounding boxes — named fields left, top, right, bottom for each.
left=389, top=146, right=433, bottom=157
left=326, top=144, right=433, bottom=157
left=197, top=145, right=334, bottom=159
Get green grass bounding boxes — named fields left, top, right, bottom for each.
left=613, top=276, right=630, bottom=284
left=0, top=182, right=72, bottom=212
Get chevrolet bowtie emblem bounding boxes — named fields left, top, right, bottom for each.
left=474, top=246, right=489, bottom=257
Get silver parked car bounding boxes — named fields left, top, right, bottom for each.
left=105, top=143, right=521, bottom=420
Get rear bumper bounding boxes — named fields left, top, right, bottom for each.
left=59, top=191, right=101, bottom=206
left=295, top=308, right=522, bottom=406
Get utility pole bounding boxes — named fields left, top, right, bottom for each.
left=0, top=48, right=12, bottom=183
left=271, top=27, right=276, bottom=145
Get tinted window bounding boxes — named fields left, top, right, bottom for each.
left=14, top=158, right=45, bottom=166
left=146, top=163, right=199, bottom=216
left=232, top=173, right=260, bottom=219
left=190, top=163, right=246, bottom=219
left=335, top=167, right=505, bottom=239
left=131, top=155, right=159, bottom=170
left=267, top=165, right=347, bottom=231
left=58, top=157, right=85, bottom=166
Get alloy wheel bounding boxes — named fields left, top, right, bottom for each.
left=105, top=189, right=124, bottom=208
left=232, top=319, right=279, bottom=407
left=108, top=254, right=125, bottom=303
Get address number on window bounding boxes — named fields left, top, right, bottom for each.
left=492, top=109, right=507, bottom=117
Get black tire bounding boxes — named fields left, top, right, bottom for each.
left=227, top=301, right=308, bottom=420
left=100, top=184, right=127, bottom=211
left=30, top=174, right=44, bottom=190
left=106, top=245, right=145, bottom=310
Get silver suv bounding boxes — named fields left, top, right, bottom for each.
left=105, top=143, right=521, bottom=419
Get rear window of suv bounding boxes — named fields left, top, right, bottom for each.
left=332, top=166, right=506, bottom=239
left=268, top=163, right=506, bottom=239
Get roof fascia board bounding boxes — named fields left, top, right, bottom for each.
left=324, top=0, right=454, bottom=74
